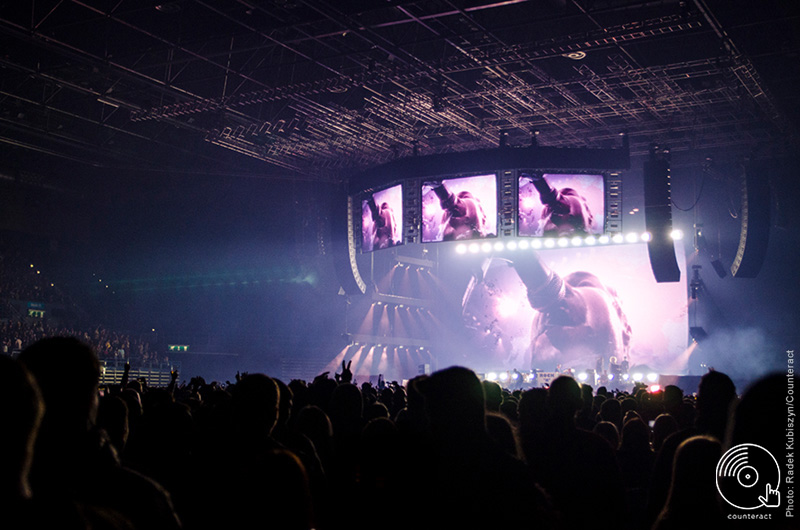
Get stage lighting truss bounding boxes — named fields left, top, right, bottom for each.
left=453, top=232, right=653, bottom=255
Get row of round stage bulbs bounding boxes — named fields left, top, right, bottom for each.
left=454, top=230, right=684, bottom=255
left=483, top=370, right=661, bottom=384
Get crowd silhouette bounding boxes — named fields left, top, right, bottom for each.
left=1, top=336, right=792, bottom=530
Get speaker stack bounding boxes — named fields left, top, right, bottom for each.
left=332, top=192, right=368, bottom=295
left=730, top=161, right=771, bottom=278
left=644, top=155, right=681, bottom=283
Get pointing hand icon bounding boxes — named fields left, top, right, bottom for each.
left=758, top=483, right=780, bottom=508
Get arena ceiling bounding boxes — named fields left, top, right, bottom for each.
left=0, top=0, right=798, bottom=182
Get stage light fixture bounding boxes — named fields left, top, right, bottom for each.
left=468, top=243, right=480, bottom=253
left=599, top=235, right=610, bottom=244
left=558, top=238, right=569, bottom=247
left=670, top=229, right=684, bottom=240
left=544, top=239, right=556, bottom=248
left=531, top=239, right=542, bottom=249
left=632, top=373, right=643, bottom=382
left=585, top=236, right=596, bottom=245
left=641, top=232, right=652, bottom=242
left=487, top=372, right=498, bottom=381
left=612, top=234, right=624, bottom=244
left=623, top=374, right=630, bottom=381
left=710, top=259, right=727, bottom=279
left=646, top=373, right=659, bottom=383
left=456, top=244, right=467, bottom=254
left=499, top=372, right=509, bottom=382
left=649, top=384, right=661, bottom=393
left=519, top=240, right=530, bottom=250
left=625, top=233, right=639, bottom=243
left=690, top=326, right=708, bottom=342
left=481, top=242, right=492, bottom=253
left=578, top=372, right=588, bottom=381
left=571, top=237, right=583, bottom=246
left=507, top=241, right=518, bottom=251
left=494, top=242, right=505, bottom=251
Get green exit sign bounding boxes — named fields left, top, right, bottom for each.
left=168, top=345, right=189, bottom=352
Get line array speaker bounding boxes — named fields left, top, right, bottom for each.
left=333, top=192, right=367, bottom=295
left=644, top=157, right=681, bottom=283
left=730, top=161, right=771, bottom=278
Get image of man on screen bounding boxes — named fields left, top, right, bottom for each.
left=461, top=254, right=632, bottom=370
left=521, top=173, right=594, bottom=237
left=366, top=196, right=400, bottom=250
left=430, top=182, right=488, bottom=241
left=518, top=256, right=632, bottom=368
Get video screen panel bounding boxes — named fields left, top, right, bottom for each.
left=518, top=173, right=605, bottom=237
left=361, top=183, right=403, bottom=252
left=459, top=243, right=687, bottom=374
left=421, top=174, right=498, bottom=243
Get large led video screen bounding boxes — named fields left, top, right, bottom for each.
left=460, top=243, right=687, bottom=374
left=518, top=172, right=605, bottom=237
left=361, top=183, right=403, bottom=252
left=421, top=174, right=498, bottom=243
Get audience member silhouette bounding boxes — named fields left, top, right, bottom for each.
left=593, top=420, right=620, bottom=449
left=646, top=370, right=736, bottom=529
left=293, top=404, right=335, bottom=476
left=184, top=373, right=314, bottom=530
left=651, top=413, right=679, bottom=453
left=18, top=337, right=181, bottom=530
left=0, top=355, right=46, bottom=528
left=652, top=435, right=723, bottom=530
left=355, top=417, right=405, bottom=530
left=416, top=366, right=555, bottom=529
left=575, top=382, right=597, bottom=430
left=482, top=380, right=503, bottom=412
left=618, top=418, right=656, bottom=529
left=520, top=375, right=626, bottom=529
left=271, top=378, right=325, bottom=512
left=600, top=395, right=624, bottom=430
left=485, top=411, right=522, bottom=458
left=96, top=395, right=129, bottom=457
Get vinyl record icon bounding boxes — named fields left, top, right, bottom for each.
left=716, top=443, right=780, bottom=510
